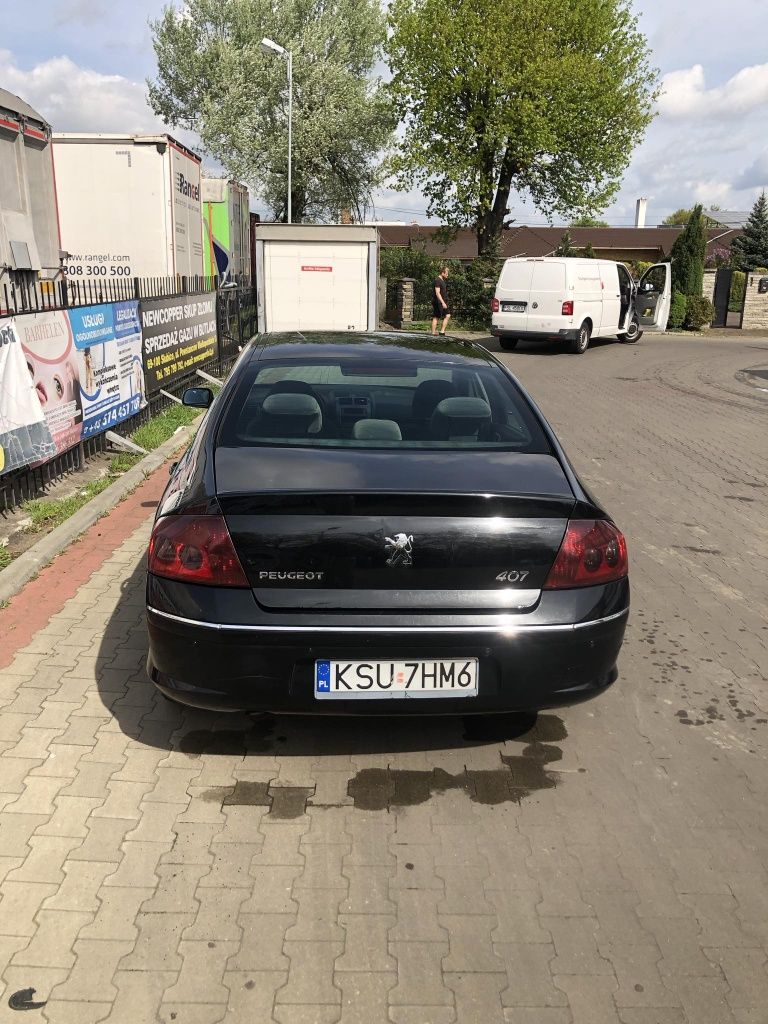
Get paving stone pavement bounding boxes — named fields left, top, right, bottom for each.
left=0, top=335, right=766, bottom=1023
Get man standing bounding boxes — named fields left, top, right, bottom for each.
left=431, top=266, right=451, bottom=335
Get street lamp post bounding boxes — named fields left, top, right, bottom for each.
left=261, top=37, right=293, bottom=224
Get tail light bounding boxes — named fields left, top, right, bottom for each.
left=148, top=515, right=249, bottom=587
left=544, top=520, right=628, bottom=590
left=491, top=297, right=500, bottom=313
left=562, top=300, right=574, bottom=316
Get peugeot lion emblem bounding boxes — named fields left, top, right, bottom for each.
left=385, top=533, right=414, bottom=568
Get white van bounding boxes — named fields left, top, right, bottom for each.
left=490, top=257, right=671, bottom=354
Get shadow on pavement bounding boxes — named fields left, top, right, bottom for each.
left=96, top=560, right=565, bottom=759
left=485, top=336, right=622, bottom=357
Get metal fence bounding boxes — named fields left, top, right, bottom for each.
left=0, top=273, right=220, bottom=318
left=0, top=280, right=257, bottom=514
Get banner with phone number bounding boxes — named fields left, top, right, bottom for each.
left=68, top=301, right=147, bottom=438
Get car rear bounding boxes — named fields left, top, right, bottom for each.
left=146, top=335, right=629, bottom=713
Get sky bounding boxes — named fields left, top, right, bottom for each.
left=2, top=0, right=768, bottom=227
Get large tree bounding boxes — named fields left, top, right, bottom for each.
left=386, top=0, right=658, bottom=254
left=730, top=192, right=768, bottom=270
left=149, top=0, right=394, bottom=222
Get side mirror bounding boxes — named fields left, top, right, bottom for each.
left=182, top=387, right=213, bottom=409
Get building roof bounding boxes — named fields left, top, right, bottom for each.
left=0, top=88, right=50, bottom=129
left=377, top=223, right=742, bottom=259
left=703, top=210, right=751, bottom=229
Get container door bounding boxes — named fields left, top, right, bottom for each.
left=637, top=263, right=672, bottom=332
left=264, top=242, right=368, bottom=332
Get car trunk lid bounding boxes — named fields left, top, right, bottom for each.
left=215, top=447, right=575, bottom=611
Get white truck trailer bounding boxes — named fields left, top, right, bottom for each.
left=52, top=133, right=204, bottom=283
left=0, top=88, right=61, bottom=287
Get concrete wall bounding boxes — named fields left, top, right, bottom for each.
left=742, top=273, right=768, bottom=330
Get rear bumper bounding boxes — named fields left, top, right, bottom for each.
left=146, top=597, right=629, bottom=714
left=490, top=327, right=578, bottom=342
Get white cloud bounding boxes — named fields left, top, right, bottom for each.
left=736, top=151, right=768, bottom=190
left=659, top=62, right=768, bottom=119
left=0, top=48, right=167, bottom=136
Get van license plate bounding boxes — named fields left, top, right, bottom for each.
left=502, top=302, right=526, bottom=313
left=314, top=659, right=478, bottom=699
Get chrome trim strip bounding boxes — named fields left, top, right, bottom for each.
left=146, top=606, right=629, bottom=634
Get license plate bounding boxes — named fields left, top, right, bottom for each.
left=314, top=658, right=479, bottom=699
left=501, top=302, right=526, bottom=313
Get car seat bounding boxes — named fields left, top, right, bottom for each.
left=429, top=397, right=491, bottom=442
left=352, top=419, right=403, bottom=442
left=255, top=393, right=323, bottom=438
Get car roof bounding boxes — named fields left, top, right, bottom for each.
left=248, top=331, right=496, bottom=366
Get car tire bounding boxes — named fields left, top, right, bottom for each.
left=499, top=337, right=519, bottom=351
left=618, top=314, right=642, bottom=344
left=569, top=322, right=591, bottom=355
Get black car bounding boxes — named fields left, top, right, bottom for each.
left=146, top=332, right=629, bottom=714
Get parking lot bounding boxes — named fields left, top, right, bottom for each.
left=0, top=333, right=766, bottom=1024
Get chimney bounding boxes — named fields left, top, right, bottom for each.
left=340, top=208, right=353, bottom=225
left=635, top=198, right=648, bottom=229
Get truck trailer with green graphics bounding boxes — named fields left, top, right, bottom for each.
left=202, top=178, right=250, bottom=284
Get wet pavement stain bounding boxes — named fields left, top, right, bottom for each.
left=200, top=783, right=314, bottom=818
left=347, top=717, right=566, bottom=810
left=223, top=781, right=271, bottom=806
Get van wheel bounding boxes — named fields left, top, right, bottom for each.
left=569, top=322, right=591, bottom=354
left=618, top=314, right=642, bottom=343
left=499, top=337, right=518, bottom=351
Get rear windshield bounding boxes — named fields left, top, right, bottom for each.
left=217, top=354, right=553, bottom=453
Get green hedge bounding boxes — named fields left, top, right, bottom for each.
left=668, top=291, right=687, bottom=329
left=684, top=295, right=714, bottom=331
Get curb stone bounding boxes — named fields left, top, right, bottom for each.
left=0, top=418, right=200, bottom=604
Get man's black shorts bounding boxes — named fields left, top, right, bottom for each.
left=432, top=302, right=450, bottom=317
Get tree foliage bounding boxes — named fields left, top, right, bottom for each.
left=386, top=0, right=659, bottom=254
left=555, top=232, right=578, bottom=257
left=662, top=205, right=721, bottom=228
left=662, top=208, right=695, bottom=227
left=730, top=192, right=768, bottom=271
left=571, top=215, right=609, bottom=228
left=581, top=242, right=597, bottom=259
left=149, top=0, right=394, bottom=222
left=671, top=204, right=706, bottom=297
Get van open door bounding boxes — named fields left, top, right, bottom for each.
left=636, top=263, right=672, bottom=332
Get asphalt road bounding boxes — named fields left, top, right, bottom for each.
left=0, top=333, right=766, bottom=1023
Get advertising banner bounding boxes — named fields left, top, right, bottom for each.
left=0, top=319, right=56, bottom=476
left=17, top=311, right=83, bottom=456
left=69, top=301, right=147, bottom=438
left=140, top=292, right=218, bottom=391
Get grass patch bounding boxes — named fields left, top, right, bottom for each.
left=23, top=477, right=114, bottom=533
left=0, top=546, right=12, bottom=571
left=19, top=400, right=203, bottom=537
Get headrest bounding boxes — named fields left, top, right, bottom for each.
left=412, top=379, right=456, bottom=419
left=261, top=393, right=322, bottom=435
left=267, top=380, right=315, bottom=396
left=352, top=418, right=403, bottom=441
left=430, top=397, right=491, bottom=440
